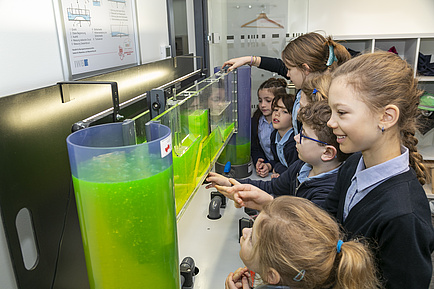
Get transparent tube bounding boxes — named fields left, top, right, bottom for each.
left=66, top=121, right=179, bottom=289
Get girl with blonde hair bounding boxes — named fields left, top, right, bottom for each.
left=226, top=196, right=380, bottom=289
left=326, top=51, right=434, bottom=288
left=299, top=72, right=332, bottom=108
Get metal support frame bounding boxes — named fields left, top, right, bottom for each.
left=58, top=81, right=122, bottom=124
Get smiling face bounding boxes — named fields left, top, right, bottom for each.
left=327, top=77, right=382, bottom=155
left=272, top=99, right=292, bottom=133
left=258, top=88, right=275, bottom=118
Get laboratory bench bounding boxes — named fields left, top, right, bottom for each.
left=177, top=170, right=269, bottom=288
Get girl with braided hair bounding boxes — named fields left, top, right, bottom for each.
left=326, top=51, right=434, bottom=288
left=226, top=196, right=380, bottom=289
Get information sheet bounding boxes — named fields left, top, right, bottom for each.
left=61, top=0, right=137, bottom=76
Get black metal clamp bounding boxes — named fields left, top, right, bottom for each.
left=57, top=81, right=122, bottom=124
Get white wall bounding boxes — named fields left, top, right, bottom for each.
left=308, top=0, right=434, bottom=36
left=0, top=0, right=171, bottom=98
left=0, top=0, right=65, bottom=97
left=136, top=0, right=170, bottom=63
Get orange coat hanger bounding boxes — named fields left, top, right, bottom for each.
left=241, top=12, right=284, bottom=29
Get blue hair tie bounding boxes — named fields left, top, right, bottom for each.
left=336, top=239, right=344, bottom=253
left=312, top=88, right=317, bottom=94
left=326, top=44, right=338, bottom=66
left=293, top=269, right=306, bottom=282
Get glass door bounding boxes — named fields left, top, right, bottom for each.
left=207, top=0, right=308, bottom=107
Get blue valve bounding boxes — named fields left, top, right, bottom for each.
left=224, top=161, right=231, bottom=174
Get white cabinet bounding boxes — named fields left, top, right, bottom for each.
left=335, top=34, right=434, bottom=92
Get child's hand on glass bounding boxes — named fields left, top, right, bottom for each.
left=221, top=56, right=251, bottom=72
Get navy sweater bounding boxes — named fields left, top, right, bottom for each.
left=251, top=114, right=270, bottom=166
left=269, top=129, right=298, bottom=175
left=325, top=152, right=434, bottom=289
left=258, top=57, right=288, bottom=79
left=238, top=159, right=337, bottom=208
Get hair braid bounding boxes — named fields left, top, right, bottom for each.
left=402, top=129, right=428, bottom=185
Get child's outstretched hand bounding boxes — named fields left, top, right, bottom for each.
left=225, top=267, right=251, bottom=289
left=221, top=56, right=251, bottom=72
left=233, top=185, right=274, bottom=211
left=214, top=178, right=242, bottom=203
left=205, top=172, right=232, bottom=189
left=216, top=181, right=273, bottom=211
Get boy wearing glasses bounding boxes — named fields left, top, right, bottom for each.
left=206, top=101, right=350, bottom=209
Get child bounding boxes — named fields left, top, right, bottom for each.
left=325, top=51, right=434, bottom=288
left=267, top=91, right=297, bottom=177
left=226, top=196, right=380, bottom=289
left=222, top=32, right=351, bottom=135
left=252, top=78, right=288, bottom=178
left=299, top=72, right=331, bottom=108
left=207, top=101, right=350, bottom=209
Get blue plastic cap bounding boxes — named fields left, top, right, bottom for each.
left=224, top=161, right=231, bottom=173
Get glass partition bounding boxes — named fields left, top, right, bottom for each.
left=133, top=69, right=238, bottom=217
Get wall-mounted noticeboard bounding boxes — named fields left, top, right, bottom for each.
left=60, top=0, right=138, bottom=76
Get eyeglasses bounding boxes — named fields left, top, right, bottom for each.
left=299, top=126, right=329, bottom=145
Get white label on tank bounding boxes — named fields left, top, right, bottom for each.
left=160, top=134, right=172, bottom=158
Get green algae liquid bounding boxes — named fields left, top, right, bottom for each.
left=72, top=166, right=179, bottom=289
left=218, top=141, right=251, bottom=165
left=173, top=135, right=201, bottom=215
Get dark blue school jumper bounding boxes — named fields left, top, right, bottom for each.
left=251, top=114, right=272, bottom=166
left=239, top=159, right=338, bottom=208
left=325, top=152, right=434, bottom=289
left=269, top=129, right=298, bottom=175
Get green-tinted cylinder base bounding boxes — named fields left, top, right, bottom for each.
left=72, top=166, right=179, bottom=289
left=218, top=141, right=251, bottom=165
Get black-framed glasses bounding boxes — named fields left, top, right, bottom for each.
left=299, top=126, right=329, bottom=145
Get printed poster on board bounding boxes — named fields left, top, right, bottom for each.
left=60, top=0, right=137, bottom=76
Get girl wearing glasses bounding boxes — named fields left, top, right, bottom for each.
left=326, top=51, right=434, bottom=288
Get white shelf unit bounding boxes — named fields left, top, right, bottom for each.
left=335, top=34, right=434, bottom=93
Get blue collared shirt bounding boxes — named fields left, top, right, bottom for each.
left=343, top=146, right=410, bottom=221
left=275, top=128, right=293, bottom=168
left=258, top=115, right=274, bottom=161
left=297, top=162, right=341, bottom=185
left=292, top=90, right=301, bottom=135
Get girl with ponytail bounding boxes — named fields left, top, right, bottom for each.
left=326, top=51, right=434, bottom=288
left=226, top=196, right=380, bottom=289
left=222, top=32, right=351, bottom=136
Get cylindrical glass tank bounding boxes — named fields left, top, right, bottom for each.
left=217, top=66, right=252, bottom=176
left=66, top=121, right=179, bottom=289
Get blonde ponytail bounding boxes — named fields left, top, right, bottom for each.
left=334, top=240, right=381, bottom=289
left=256, top=196, right=380, bottom=289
